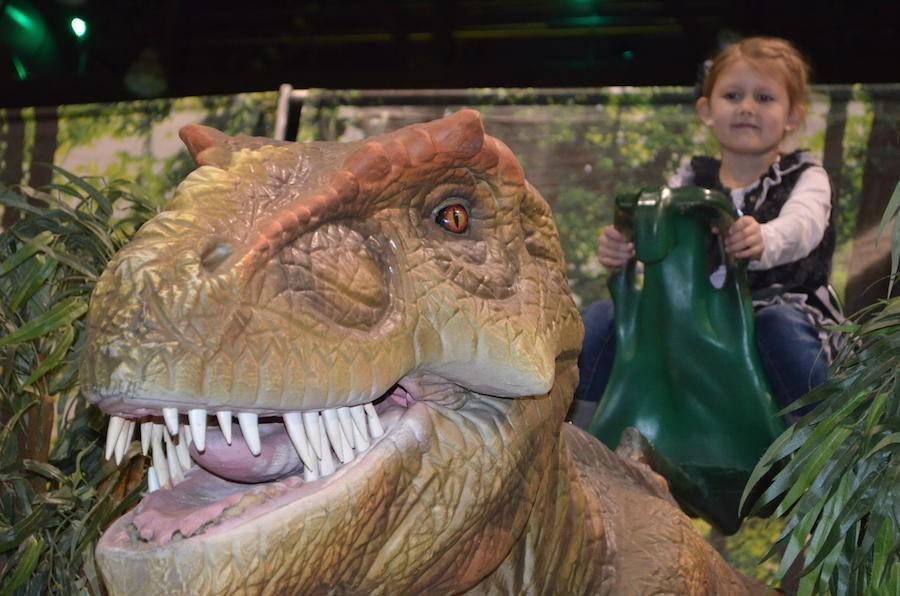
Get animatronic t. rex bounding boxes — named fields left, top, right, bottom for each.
left=80, top=109, right=762, bottom=594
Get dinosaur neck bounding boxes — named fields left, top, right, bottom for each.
left=475, top=426, right=609, bottom=593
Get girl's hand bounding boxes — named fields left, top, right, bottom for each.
left=724, top=215, right=764, bottom=260
left=597, top=225, right=635, bottom=269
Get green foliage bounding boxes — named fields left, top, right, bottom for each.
left=878, top=181, right=900, bottom=294
left=743, top=191, right=900, bottom=594
left=0, top=173, right=162, bottom=594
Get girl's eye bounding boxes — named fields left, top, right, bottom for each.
left=722, top=91, right=740, bottom=101
left=757, top=94, right=774, bottom=102
left=436, top=204, right=469, bottom=234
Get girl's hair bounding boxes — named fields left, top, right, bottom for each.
left=702, top=37, right=811, bottom=113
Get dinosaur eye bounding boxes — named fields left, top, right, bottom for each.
left=435, top=204, right=469, bottom=234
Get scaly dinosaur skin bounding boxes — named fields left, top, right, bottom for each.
left=81, top=110, right=761, bottom=594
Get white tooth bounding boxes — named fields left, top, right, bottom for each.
left=336, top=407, right=356, bottom=448
left=350, top=406, right=368, bottom=438
left=147, top=467, right=160, bottom=492
left=350, top=406, right=370, bottom=450
left=140, top=422, right=152, bottom=455
left=188, top=409, right=207, bottom=452
left=238, top=412, right=261, bottom=456
left=162, top=407, right=179, bottom=435
left=317, top=416, right=336, bottom=476
left=284, top=412, right=316, bottom=472
left=340, top=430, right=354, bottom=462
left=323, top=409, right=353, bottom=463
left=105, top=416, right=125, bottom=461
left=164, top=432, right=184, bottom=485
left=216, top=411, right=233, bottom=444
left=303, top=411, right=323, bottom=458
left=304, top=464, right=319, bottom=482
left=351, top=420, right=369, bottom=451
left=175, top=427, right=192, bottom=470
left=364, top=403, right=384, bottom=438
left=114, top=421, right=134, bottom=465
left=152, top=423, right=164, bottom=444
left=183, top=423, right=193, bottom=446
left=151, top=429, right=170, bottom=487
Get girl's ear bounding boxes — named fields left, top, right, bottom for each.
left=696, top=97, right=712, bottom=125
left=785, top=105, right=804, bottom=132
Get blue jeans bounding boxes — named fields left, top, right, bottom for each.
left=573, top=299, right=827, bottom=419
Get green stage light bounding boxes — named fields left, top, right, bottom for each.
left=4, top=3, right=36, bottom=31
left=11, top=56, right=28, bottom=80
left=70, top=17, right=87, bottom=39
left=3, top=0, right=56, bottom=75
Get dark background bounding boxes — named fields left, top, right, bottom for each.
left=2, top=0, right=898, bottom=108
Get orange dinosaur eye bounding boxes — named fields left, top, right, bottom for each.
left=436, top=204, right=469, bottom=234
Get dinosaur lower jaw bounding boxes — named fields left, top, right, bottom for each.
left=100, top=382, right=421, bottom=547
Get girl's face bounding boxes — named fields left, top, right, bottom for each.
left=696, top=58, right=801, bottom=160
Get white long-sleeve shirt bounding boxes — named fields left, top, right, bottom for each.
left=732, top=165, right=831, bottom=270
left=669, top=154, right=832, bottom=272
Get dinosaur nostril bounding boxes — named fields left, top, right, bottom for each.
left=200, top=243, right=233, bottom=272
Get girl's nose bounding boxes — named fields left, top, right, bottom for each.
left=739, top=98, right=755, bottom=114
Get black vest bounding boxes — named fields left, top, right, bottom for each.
left=689, top=150, right=836, bottom=298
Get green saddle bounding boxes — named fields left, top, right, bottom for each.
left=587, top=186, right=785, bottom=534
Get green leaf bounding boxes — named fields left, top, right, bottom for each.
left=776, top=491, right=828, bottom=580
left=0, top=298, right=88, bottom=348
left=876, top=180, right=900, bottom=244
left=22, top=460, right=67, bottom=483
left=0, top=189, right=45, bottom=218
left=0, top=535, right=43, bottom=596
left=50, top=166, right=113, bottom=218
left=13, top=231, right=99, bottom=281
left=9, top=254, right=57, bottom=311
left=0, top=505, right=51, bottom=552
left=869, top=516, right=895, bottom=587
left=748, top=393, right=865, bottom=514
left=864, top=431, right=900, bottom=458
left=876, top=179, right=900, bottom=293
left=20, top=326, right=76, bottom=389
left=740, top=423, right=812, bottom=511
left=0, top=231, right=53, bottom=276
left=799, top=469, right=855, bottom=576
left=775, top=427, right=852, bottom=517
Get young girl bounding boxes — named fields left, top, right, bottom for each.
left=573, top=37, right=840, bottom=425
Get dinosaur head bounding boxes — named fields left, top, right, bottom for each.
left=80, top=109, right=583, bottom=594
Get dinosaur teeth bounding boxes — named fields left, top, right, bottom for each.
left=336, top=407, right=356, bottom=449
left=114, top=420, right=134, bottom=465
left=164, top=431, right=184, bottom=484
left=188, top=409, right=207, bottom=452
left=322, top=409, right=353, bottom=464
left=284, top=412, right=317, bottom=473
left=303, top=411, right=323, bottom=458
left=238, top=412, right=261, bottom=455
left=175, top=426, right=192, bottom=470
left=216, top=411, right=233, bottom=444
left=147, top=467, right=160, bottom=492
left=105, top=404, right=386, bottom=490
left=317, top=415, right=336, bottom=476
left=151, top=425, right=170, bottom=487
left=144, top=422, right=194, bottom=492
left=162, top=407, right=179, bottom=435
left=141, top=421, right=152, bottom=455
left=105, top=416, right=126, bottom=460
left=364, top=403, right=384, bottom=438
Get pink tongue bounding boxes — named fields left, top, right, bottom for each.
left=191, top=421, right=303, bottom=483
